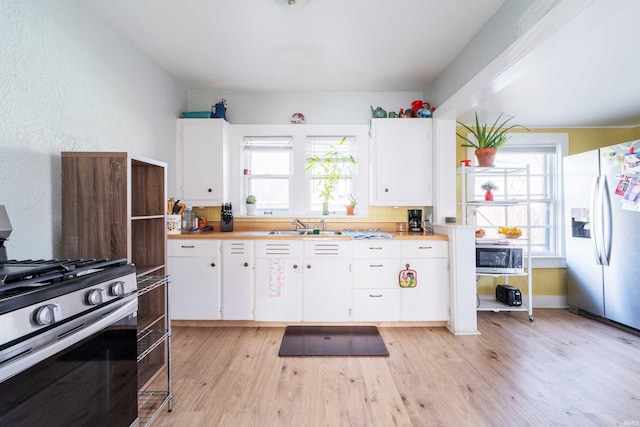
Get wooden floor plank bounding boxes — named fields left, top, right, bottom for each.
left=151, top=309, right=640, bottom=426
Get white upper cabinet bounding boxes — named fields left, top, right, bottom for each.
left=369, top=118, right=432, bottom=206
left=176, top=119, right=230, bottom=206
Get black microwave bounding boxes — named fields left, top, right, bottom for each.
left=476, top=244, right=524, bottom=274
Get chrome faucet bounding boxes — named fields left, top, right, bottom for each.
left=293, top=219, right=308, bottom=231
left=320, top=219, right=327, bottom=231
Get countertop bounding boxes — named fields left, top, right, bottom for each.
left=168, top=229, right=448, bottom=241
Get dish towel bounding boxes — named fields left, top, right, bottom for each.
left=269, top=257, right=286, bottom=298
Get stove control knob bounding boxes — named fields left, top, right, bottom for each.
left=34, top=304, right=62, bottom=326
left=86, top=289, right=106, bottom=306
left=108, top=281, right=126, bottom=297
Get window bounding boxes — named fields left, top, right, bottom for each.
left=243, top=136, right=293, bottom=214
left=237, top=125, right=368, bottom=217
left=306, top=136, right=357, bottom=214
left=468, top=133, right=567, bottom=262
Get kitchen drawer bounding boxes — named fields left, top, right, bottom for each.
left=255, top=240, right=303, bottom=258
left=352, top=240, right=401, bottom=259
left=304, top=241, right=352, bottom=258
left=352, top=259, right=399, bottom=289
left=167, top=239, right=220, bottom=257
left=222, top=240, right=255, bottom=258
left=352, top=289, right=400, bottom=321
left=401, top=241, right=448, bottom=258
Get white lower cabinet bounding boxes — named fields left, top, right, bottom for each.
left=170, top=237, right=449, bottom=323
left=254, top=241, right=303, bottom=322
left=303, top=241, right=353, bottom=322
left=400, top=241, right=449, bottom=321
left=352, top=240, right=401, bottom=321
left=221, top=240, right=255, bottom=320
left=167, top=239, right=221, bottom=320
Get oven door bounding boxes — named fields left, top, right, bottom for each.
left=0, top=295, right=139, bottom=427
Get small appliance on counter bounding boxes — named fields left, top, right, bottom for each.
left=496, top=284, right=523, bottom=306
left=408, top=209, right=423, bottom=232
left=221, top=203, right=233, bottom=232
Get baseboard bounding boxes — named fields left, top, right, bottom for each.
left=532, top=295, right=568, bottom=308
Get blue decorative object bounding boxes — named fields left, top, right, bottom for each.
left=182, top=111, right=212, bottom=118
left=212, top=100, right=227, bottom=119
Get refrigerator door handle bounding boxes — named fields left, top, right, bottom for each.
left=591, top=176, right=604, bottom=266
left=601, top=175, right=612, bottom=266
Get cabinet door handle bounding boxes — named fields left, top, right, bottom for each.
left=243, top=262, right=249, bottom=267
left=418, top=246, right=432, bottom=250
left=369, top=264, right=383, bottom=267
left=207, top=188, right=213, bottom=193
left=369, top=294, right=383, bottom=298
left=181, top=245, right=195, bottom=249
left=293, top=264, right=298, bottom=269
left=306, top=264, right=311, bottom=269
left=210, top=262, right=216, bottom=267
left=369, top=247, right=382, bottom=250
left=384, top=188, right=389, bottom=193
left=405, top=263, right=410, bottom=269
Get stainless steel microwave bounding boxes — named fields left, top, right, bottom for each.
left=476, top=244, right=524, bottom=274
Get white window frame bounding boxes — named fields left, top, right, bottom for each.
left=231, top=124, right=369, bottom=218
left=467, top=132, right=568, bottom=268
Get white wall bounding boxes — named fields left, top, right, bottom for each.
left=188, top=90, right=425, bottom=125
left=0, top=0, right=187, bottom=259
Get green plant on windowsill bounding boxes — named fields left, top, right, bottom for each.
left=305, top=137, right=357, bottom=215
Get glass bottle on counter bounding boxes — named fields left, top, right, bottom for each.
left=181, top=206, right=194, bottom=231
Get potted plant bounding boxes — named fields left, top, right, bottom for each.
left=457, top=113, right=529, bottom=167
left=306, top=137, right=357, bottom=215
left=480, top=181, right=498, bottom=201
left=345, top=194, right=356, bottom=215
left=246, top=194, right=257, bottom=216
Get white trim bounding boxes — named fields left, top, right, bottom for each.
left=532, top=295, right=568, bottom=308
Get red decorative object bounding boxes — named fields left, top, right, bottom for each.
left=485, top=190, right=494, bottom=201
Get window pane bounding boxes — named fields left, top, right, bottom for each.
left=309, top=178, right=353, bottom=213
left=249, top=151, right=291, bottom=175
left=248, top=178, right=290, bottom=212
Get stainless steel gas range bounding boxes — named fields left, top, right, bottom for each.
left=0, top=207, right=140, bottom=427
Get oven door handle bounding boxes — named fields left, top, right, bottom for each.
left=0, top=296, right=138, bottom=383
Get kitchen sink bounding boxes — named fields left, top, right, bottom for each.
left=266, top=230, right=307, bottom=235
left=265, top=230, right=342, bottom=236
left=302, top=231, right=342, bottom=236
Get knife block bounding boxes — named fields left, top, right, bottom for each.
left=221, top=204, right=233, bottom=232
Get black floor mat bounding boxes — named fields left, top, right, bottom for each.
left=278, top=325, right=389, bottom=357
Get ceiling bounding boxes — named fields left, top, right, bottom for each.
left=85, top=0, right=640, bottom=128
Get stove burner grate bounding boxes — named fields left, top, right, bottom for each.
left=0, top=258, right=129, bottom=293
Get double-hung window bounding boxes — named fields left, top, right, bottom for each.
left=468, top=133, right=567, bottom=264
left=243, top=136, right=293, bottom=214
left=306, top=136, right=357, bottom=214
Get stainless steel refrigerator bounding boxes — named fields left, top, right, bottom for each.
left=564, top=140, right=640, bottom=330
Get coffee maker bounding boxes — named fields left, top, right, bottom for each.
left=408, top=209, right=423, bottom=232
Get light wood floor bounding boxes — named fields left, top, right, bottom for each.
left=151, top=309, right=640, bottom=426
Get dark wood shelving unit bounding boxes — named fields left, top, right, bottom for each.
left=61, top=152, right=172, bottom=425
